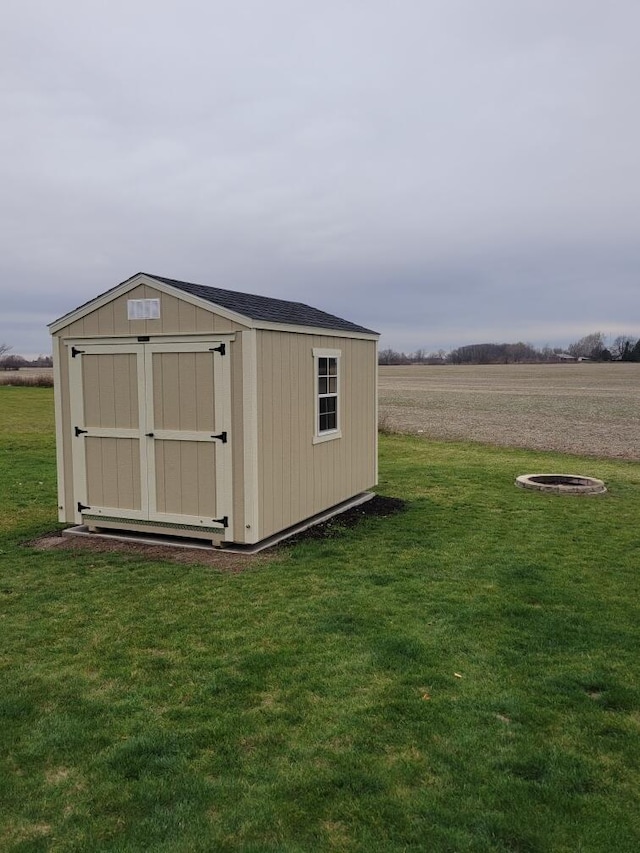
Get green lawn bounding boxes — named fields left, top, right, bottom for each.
left=1, top=387, right=639, bottom=852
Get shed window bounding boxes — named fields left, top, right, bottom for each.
left=313, top=348, right=342, bottom=443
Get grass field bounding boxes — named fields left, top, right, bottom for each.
left=1, top=387, right=640, bottom=852
left=379, top=363, right=640, bottom=460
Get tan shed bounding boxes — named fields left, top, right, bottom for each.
left=49, top=272, right=379, bottom=547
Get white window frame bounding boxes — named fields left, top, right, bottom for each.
left=313, top=347, right=342, bottom=444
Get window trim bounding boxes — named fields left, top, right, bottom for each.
left=312, top=347, right=342, bottom=444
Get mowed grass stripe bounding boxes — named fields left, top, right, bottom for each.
left=1, top=387, right=639, bottom=852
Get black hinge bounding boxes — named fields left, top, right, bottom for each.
left=212, top=515, right=228, bottom=528
left=137, top=335, right=150, bottom=342
left=71, top=347, right=85, bottom=358
left=74, top=426, right=88, bottom=437
left=77, top=502, right=90, bottom=512
left=209, top=343, right=226, bottom=356
left=211, top=431, right=227, bottom=443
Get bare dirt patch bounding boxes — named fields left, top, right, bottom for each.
left=283, top=495, right=405, bottom=544
left=379, top=363, right=640, bottom=460
left=28, top=530, right=273, bottom=572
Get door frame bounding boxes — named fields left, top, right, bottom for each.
left=68, top=338, right=233, bottom=539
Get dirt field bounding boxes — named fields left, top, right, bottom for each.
left=379, top=363, right=640, bottom=460
left=0, top=368, right=54, bottom=387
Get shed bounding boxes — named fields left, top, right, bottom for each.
left=49, top=272, right=379, bottom=547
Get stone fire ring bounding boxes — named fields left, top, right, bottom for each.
left=515, top=474, right=607, bottom=495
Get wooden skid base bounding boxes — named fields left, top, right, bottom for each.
left=62, top=492, right=375, bottom=554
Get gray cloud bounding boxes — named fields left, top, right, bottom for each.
left=1, top=0, right=639, bottom=355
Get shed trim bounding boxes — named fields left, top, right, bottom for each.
left=60, top=333, right=237, bottom=347
left=242, top=330, right=260, bottom=544
left=68, top=344, right=88, bottom=523
left=241, top=319, right=378, bottom=340
left=52, top=335, right=66, bottom=521
left=312, top=347, right=343, bottom=444
left=374, top=342, right=379, bottom=484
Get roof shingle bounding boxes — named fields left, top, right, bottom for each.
left=145, top=274, right=378, bottom=335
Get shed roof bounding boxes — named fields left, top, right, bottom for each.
left=146, top=274, right=378, bottom=335
left=49, top=272, right=379, bottom=336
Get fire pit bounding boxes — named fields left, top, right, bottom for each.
left=515, top=474, right=606, bottom=495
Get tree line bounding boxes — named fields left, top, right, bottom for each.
left=2, top=333, right=639, bottom=370
left=379, top=333, right=640, bottom=365
left=0, top=344, right=53, bottom=370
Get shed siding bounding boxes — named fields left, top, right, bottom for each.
left=230, top=334, right=246, bottom=541
left=256, top=330, right=377, bottom=539
left=57, top=284, right=248, bottom=338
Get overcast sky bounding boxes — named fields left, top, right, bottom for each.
left=2, top=0, right=639, bottom=356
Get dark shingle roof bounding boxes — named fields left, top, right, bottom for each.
left=145, top=274, right=378, bottom=335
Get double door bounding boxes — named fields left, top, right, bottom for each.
left=69, top=340, right=231, bottom=535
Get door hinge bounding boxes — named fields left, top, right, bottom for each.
left=77, top=502, right=90, bottom=512
left=211, top=431, right=227, bottom=443
left=209, top=343, right=226, bottom=356
left=71, top=347, right=85, bottom=358
left=212, top=515, right=228, bottom=528
left=74, top=426, right=88, bottom=437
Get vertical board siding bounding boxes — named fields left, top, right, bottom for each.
left=57, top=284, right=249, bottom=338
left=195, top=353, right=215, bottom=432
left=154, top=440, right=216, bottom=517
left=153, top=351, right=216, bottom=431
left=179, top=353, right=197, bottom=429
left=85, top=437, right=141, bottom=510
left=257, top=330, right=377, bottom=539
left=197, top=442, right=218, bottom=517
left=83, top=353, right=138, bottom=429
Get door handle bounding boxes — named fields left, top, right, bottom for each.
left=145, top=432, right=154, bottom=437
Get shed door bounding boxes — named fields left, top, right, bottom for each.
left=69, top=342, right=231, bottom=535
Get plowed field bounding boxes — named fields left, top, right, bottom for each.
left=379, top=363, right=640, bottom=460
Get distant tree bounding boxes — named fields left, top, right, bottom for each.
left=0, top=343, right=11, bottom=359
left=567, top=332, right=606, bottom=360
left=447, top=341, right=542, bottom=365
left=30, top=354, right=53, bottom=367
left=0, top=354, right=27, bottom=370
left=504, top=342, right=539, bottom=363
left=540, top=345, right=554, bottom=361
left=611, top=335, right=638, bottom=361
left=378, top=348, right=410, bottom=365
